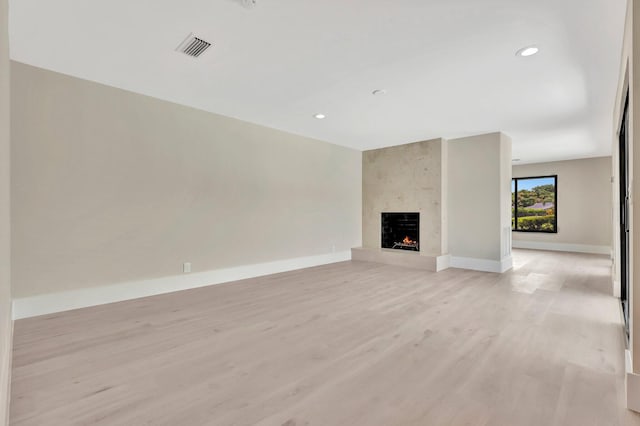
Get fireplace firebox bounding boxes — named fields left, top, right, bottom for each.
left=381, top=212, right=420, bottom=251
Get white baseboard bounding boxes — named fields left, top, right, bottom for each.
left=512, top=240, right=611, bottom=255
left=12, top=251, right=352, bottom=320
left=436, top=254, right=451, bottom=272
left=614, top=279, right=621, bottom=299
left=501, top=255, right=513, bottom=272
left=449, top=255, right=512, bottom=273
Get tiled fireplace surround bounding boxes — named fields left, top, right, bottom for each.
left=352, top=134, right=513, bottom=274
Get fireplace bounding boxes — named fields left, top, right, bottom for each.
left=381, top=212, right=420, bottom=251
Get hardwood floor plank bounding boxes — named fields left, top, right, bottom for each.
left=9, top=250, right=640, bottom=425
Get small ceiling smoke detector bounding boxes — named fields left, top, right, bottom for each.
left=314, top=113, right=326, bottom=119
left=372, top=89, right=387, bottom=96
left=516, top=45, right=539, bottom=57
left=241, top=0, right=258, bottom=8
left=176, top=33, right=212, bottom=58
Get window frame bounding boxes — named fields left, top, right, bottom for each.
left=512, top=175, right=558, bottom=233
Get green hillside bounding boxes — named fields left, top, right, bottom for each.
left=512, top=183, right=556, bottom=232
left=513, top=184, right=555, bottom=209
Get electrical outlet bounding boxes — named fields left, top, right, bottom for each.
left=183, top=262, right=191, bottom=273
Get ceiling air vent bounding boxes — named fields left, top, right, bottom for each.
left=176, top=33, right=211, bottom=58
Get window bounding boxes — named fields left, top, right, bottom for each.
left=512, top=175, right=557, bottom=233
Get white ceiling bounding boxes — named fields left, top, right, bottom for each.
left=9, top=0, right=627, bottom=163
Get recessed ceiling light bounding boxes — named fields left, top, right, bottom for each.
left=516, top=46, right=539, bottom=57
left=372, top=89, right=387, bottom=96
left=314, top=113, right=326, bottom=119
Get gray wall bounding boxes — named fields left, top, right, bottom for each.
left=0, top=0, right=11, bottom=422
left=448, top=133, right=512, bottom=264
left=362, top=139, right=446, bottom=255
left=11, top=62, right=362, bottom=298
left=513, top=157, right=612, bottom=248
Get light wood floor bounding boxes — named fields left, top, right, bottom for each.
left=10, top=250, right=640, bottom=425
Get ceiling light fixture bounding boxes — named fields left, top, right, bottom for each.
left=516, top=46, right=539, bottom=57
left=314, top=113, right=326, bottom=119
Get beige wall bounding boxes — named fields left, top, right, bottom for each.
left=513, top=157, right=612, bottom=249
left=0, top=0, right=11, bottom=422
left=448, top=133, right=512, bottom=264
left=0, top=0, right=13, bottom=425
left=362, top=139, right=446, bottom=255
left=11, top=62, right=362, bottom=298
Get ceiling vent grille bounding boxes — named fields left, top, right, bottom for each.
left=176, top=34, right=211, bottom=58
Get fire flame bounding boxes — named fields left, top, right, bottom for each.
left=403, top=236, right=414, bottom=244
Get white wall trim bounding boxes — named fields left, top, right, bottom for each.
left=512, top=240, right=612, bottom=255
left=500, top=255, right=513, bottom=272
left=12, top=251, right=352, bottom=320
left=614, top=278, right=621, bottom=299
left=626, top=350, right=640, bottom=412
left=435, top=254, right=451, bottom=272
left=449, top=256, right=511, bottom=273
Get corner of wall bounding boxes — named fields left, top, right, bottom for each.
left=447, top=132, right=508, bottom=264
left=440, top=138, right=449, bottom=255
left=500, top=255, right=513, bottom=273
left=1, top=0, right=11, bottom=421
left=500, top=133, right=513, bottom=261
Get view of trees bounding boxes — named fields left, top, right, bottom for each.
left=512, top=177, right=557, bottom=232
